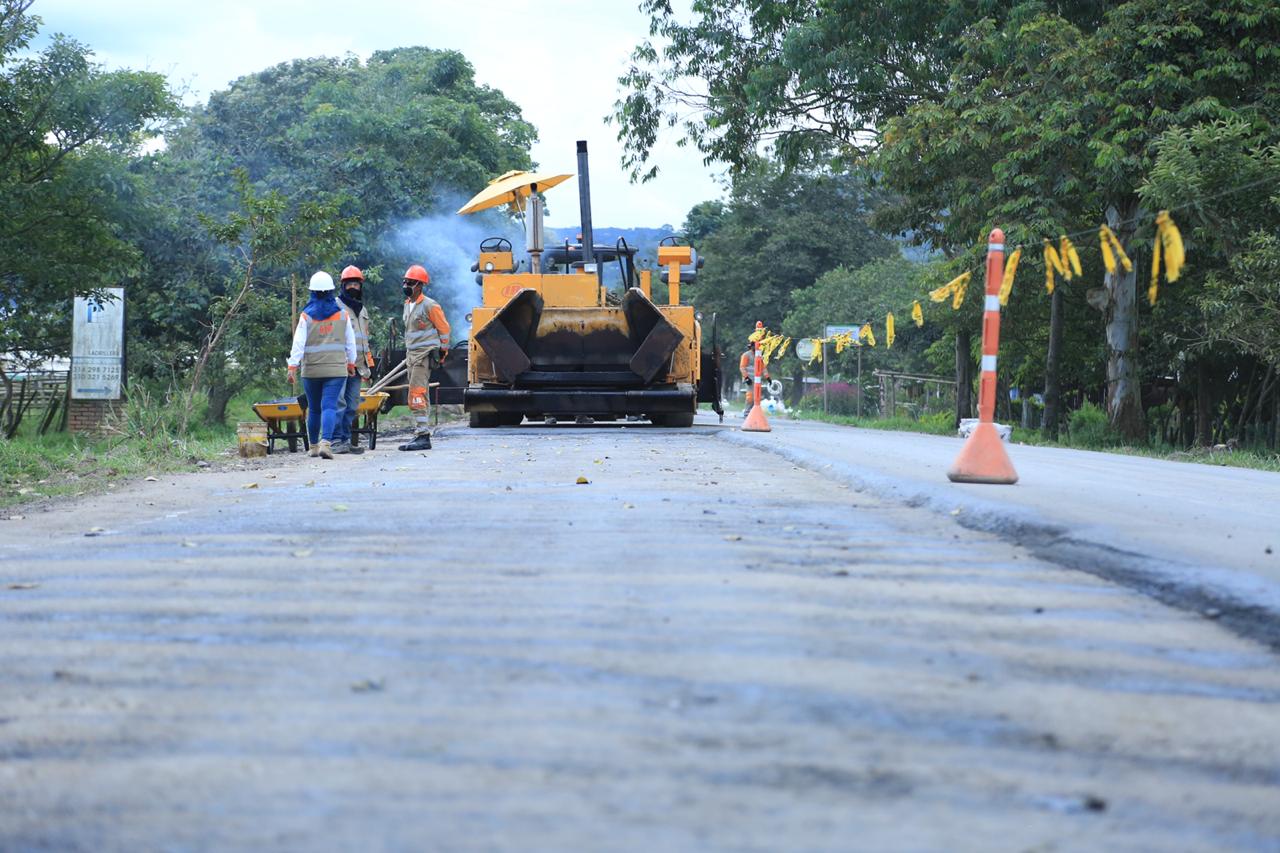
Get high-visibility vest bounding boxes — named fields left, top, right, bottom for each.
left=741, top=352, right=756, bottom=377
left=341, top=303, right=373, bottom=375
left=300, top=311, right=348, bottom=379
left=403, top=294, right=446, bottom=352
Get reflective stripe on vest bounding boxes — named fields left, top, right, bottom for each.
left=301, top=311, right=348, bottom=378
left=404, top=296, right=443, bottom=351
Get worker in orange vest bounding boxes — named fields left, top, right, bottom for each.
left=286, top=271, right=356, bottom=460
left=399, top=264, right=450, bottom=451
left=739, top=343, right=768, bottom=416
left=331, top=265, right=375, bottom=455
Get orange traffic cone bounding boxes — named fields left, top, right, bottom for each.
left=948, top=422, right=1017, bottom=484
left=742, top=401, right=771, bottom=432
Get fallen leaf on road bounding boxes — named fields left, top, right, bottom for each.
left=85, top=527, right=105, bottom=537
left=593, top=459, right=603, bottom=464
left=623, top=503, right=635, bottom=509
left=8, top=582, right=39, bottom=590
left=293, top=549, right=313, bottom=558
left=304, top=480, right=316, bottom=487
left=241, top=482, right=259, bottom=489
left=575, top=476, right=590, bottom=485
left=181, top=541, right=198, bottom=548
left=333, top=504, right=349, bottom=512
left=723, top=534, right=742, bottom=541
left=144, top=476, right=158, bottom=482
left=7, top=515, right=25, bottom=521
left=265, top=473, right=278, bottom=479
left=950, top=508, right=962, bottom=515
left=350, top=678, right=384, bottom=693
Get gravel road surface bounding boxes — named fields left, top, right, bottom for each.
left=2, top=420, right=1277, bottom=851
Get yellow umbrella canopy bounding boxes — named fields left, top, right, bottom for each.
left=456, top=170, right=574, bottom=215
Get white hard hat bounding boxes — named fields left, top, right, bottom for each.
left=308, top=271, right=335, bottom=291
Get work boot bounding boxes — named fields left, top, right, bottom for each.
left=331, top=440, right=350, bottom=454
left=399, top=433, right=432, bottom=451
left=346, top=444, right=365, bottom=455
left=309, top=443, right=321, bottom=458
left=317, top=440, right=335, bottom=460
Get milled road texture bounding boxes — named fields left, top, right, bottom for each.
left=1, top=423, right=1278, bottom=851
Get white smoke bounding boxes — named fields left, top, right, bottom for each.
left=383, top=200, right=524, bottom=339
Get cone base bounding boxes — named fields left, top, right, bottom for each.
left=742, top=405, right=771, bottom=432
left=947, top=421, right=1017, bottom=484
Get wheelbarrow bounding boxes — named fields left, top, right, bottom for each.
left=254, top=390, right=391, bottom=453
left=252, top=397, right=309, bottom=454
left=351, top=391, right=389, bottom=449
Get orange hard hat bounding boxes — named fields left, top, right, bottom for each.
left=403, top=265, right=430, bottom=285
left=340, top=265, right=364, bottom=282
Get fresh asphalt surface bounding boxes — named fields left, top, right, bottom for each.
left=1, top=415, right=1278, bottom=851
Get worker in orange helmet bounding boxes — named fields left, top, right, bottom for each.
left=399, top=264, right=450, bottom=451
left=331, top=265, right=375, bottom=455
left=739, top=342, right=768, bottom=417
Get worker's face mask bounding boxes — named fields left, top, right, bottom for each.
left=402, top=284, right=415, bottom=298
left=345, top=284, right=361, bottom=298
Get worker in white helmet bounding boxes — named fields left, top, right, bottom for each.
left=286, top=271, right=356, bottom=459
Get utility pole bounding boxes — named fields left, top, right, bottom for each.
left=822, top=341, right=828, bottom=415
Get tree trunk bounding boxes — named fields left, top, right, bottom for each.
left=1195, top=359, right=1212, bottom=447
left=789, top=363, right=804, bottom=408
left=1043, top=285, right=1064, bottom=439
left=954, top=328, right=972, bottom=428
left=1103, top=202, right=1146, bottom=442
left=205, top=382, right=235, bottom=426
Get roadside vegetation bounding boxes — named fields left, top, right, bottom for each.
left=786, top=401, right=1280, bottom=473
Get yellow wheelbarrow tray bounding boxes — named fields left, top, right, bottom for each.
left=252, top=390, right=391, bottom=453
left=252, top=397, right=308, bottom=454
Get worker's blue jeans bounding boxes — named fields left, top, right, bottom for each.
left=332, top=375, right=362, bottom=444
left=303, top=376, right=345, bottom=445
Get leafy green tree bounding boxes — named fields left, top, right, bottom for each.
left=683, top=161, right=894, bottom=348
left=0, top=0, right=176, bottom=366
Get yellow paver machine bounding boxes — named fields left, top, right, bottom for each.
left=456, top=141, right=723, bottom=428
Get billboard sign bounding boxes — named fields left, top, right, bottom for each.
left=71, top=288, right=125, bottom=400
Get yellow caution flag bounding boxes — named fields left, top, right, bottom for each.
left=885, top=313, right=895, bottom=349
left=1060, top=235, right=1082, bottom=279
left=1043, top=238, right=1066, bottom=294
left=748, top=327, right=766, bottom=343
left=930, top=271, right=971, bottom=304
left=859, top=323, right=876, bottom=347
left=951, top=275, right=968, bottom=310
left=999, top=247, right=1021, bottom=306
left=1149, top=226, right=1162, bottom=306
left=1099, top=225, right=1132, bottom=274
left=911, top=300, right=923, bottom=327
left=1155, top=210, right=1185, bottom=282
left=807, top=339, right=823, bottom=364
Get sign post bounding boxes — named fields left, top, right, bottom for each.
left=71, top=289, right=125, bottom=401
left=822, top=325, right=860, bottom=418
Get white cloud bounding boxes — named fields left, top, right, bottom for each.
left=32, top=0, right=724, bottom=229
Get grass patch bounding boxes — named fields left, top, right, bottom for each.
left=791, top=408, right=1280, bottom=472
left=0, top=387, right=268, bottom=510
left=789, top=409, right=956, bottom=436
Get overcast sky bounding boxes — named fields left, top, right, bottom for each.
left=31, top=0, right=724, bottom=228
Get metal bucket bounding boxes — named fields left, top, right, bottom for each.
left=237, top=421, right=268, bottom=458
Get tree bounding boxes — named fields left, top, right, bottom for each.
left=682, top=161, right=894, bottom=348
left=183, top=170, right=354, bottom=429
left=0, top=0, right=176, bottom=367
